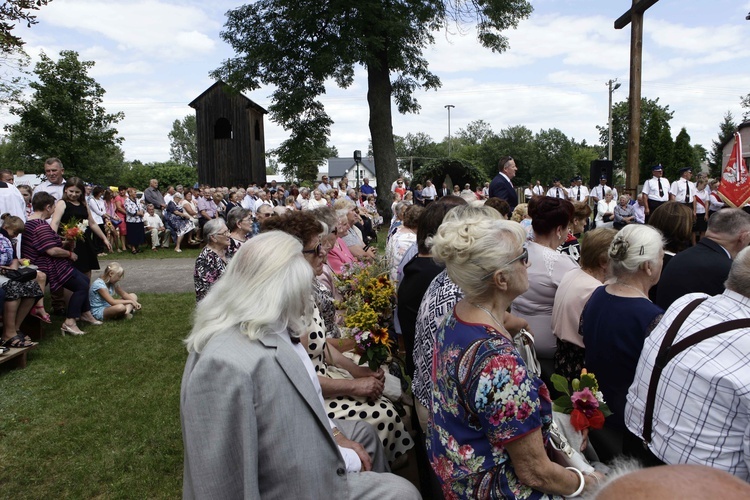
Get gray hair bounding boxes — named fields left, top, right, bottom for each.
left=725, top=246, right=750, bottom=297
left=226, top=206, right=251, bottom=231
left=311, top=206, right=338, bottom=235
left=707, top=208, right=750, bottom=236
left=430, top=205, right=524, bottom=302
left=172, top=192, right=183, bottom=201
left=608, top=224, right=664, bottom=277
left=203, top=218, right=227, bottom=243
left=186, top=232, right=314, bottom=352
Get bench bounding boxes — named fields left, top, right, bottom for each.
left=0, top=344, right=36, bottom=369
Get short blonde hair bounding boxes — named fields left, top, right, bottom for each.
left=430, top=205, right=525, bottom=301
left=101, top=262, right=125, bottom=283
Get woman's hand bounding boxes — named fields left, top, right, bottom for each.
left=351, top=376, right=384, bottom=400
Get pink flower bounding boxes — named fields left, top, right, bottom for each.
left=571, top=387, right=599, bottom=417
left=458, top=444, right=474, bottom=460
left=517, top=402, right=532, bottom=420
left=489, top=408, right=503, bottom=426
left=447, top=436, right=458, bottom=452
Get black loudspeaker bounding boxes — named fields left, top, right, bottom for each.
left=589, top=160, right=614, bottom=188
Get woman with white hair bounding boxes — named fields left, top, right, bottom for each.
left=193, top=218, right=230, bottom=302
left=181, top=232, right=420, bottom=499
left=307, top=188, right=328, bottom=209
left=429, top=209, right=600, bottom=498
left=581, top=224, right=665, bottom=462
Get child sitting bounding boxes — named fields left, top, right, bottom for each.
left=89, top=263, right=141, bottom=320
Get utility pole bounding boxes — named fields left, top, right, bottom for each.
left=444, top=104, right=455, bottom=157
left=608, top=79, right=621, bottom=161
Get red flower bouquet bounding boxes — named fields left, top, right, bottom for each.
left=551, top=369, right=612, bottom=432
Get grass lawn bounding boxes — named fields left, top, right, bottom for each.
left=0, top=293, right=193, bottom=499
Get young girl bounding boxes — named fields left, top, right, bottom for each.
left=89, top=263, right=141, bottom=320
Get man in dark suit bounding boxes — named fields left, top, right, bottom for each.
left=655, top=208, right=750, bottom=310
left=488, top=155, right=518, bottom=210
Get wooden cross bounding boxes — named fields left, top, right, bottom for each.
left=615, top=0, right=660, bottom=195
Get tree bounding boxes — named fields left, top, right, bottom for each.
left=168, top=114, right=197, bottom=168
left=709, top=111, right=737, bottom=177
left=120, top=160, right=198, bottom=190
left=532, top=128, right=575, bottom=185
left=274, top=137, right=337, bottom=185
left=0, top=0, right=51, bottom=53
left=213, top=0, right=532, bottom=218
left=6, top=50, right=124, bottom=181
left=672, top=127, right=696, bottom=175
left=597, top=97, right=674, bottom=179
left=571, top=139, right=603, bottom=184
left=491, top=125, right=537, bottom=184
left=742, top=94, right=750, bottom=120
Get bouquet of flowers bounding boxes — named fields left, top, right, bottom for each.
left=334, top=258, right=395, bottom=371
left=60, top=217, right=88, bottom=242
left=550, top=369, right=612, bottom=432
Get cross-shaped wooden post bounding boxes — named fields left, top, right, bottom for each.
left=616, top=0, right=660, bottom=195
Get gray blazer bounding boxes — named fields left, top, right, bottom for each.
left=181, top=328, right=351, bottom=499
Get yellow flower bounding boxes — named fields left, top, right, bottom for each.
left=372, top=328, right=389, bottom=345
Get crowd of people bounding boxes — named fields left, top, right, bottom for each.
left=178, top=154, right=750, bottom=499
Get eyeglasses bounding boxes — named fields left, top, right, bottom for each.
left=218, top=230, right=231, bottom=237
left=479, top=246, right=529, bottom=281
left=257, top=212, right=273, bottom=218
left=302, top=243, right=324, bottom=257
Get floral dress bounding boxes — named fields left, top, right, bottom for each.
left=0, top=232, right=43, bottom=301
left=193, top=246, right=227, bottom=302
left=429, top=310, right=559, bottom=499
left=306, top=304, right=413, bottom=464
left=165, top=201, right=195, bottom=237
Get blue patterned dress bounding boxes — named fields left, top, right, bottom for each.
left=429, top=310, right=560, bottom=499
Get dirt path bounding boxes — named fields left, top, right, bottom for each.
left=96, top=258, right=195, bottom=294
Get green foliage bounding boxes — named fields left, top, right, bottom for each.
left=531, top=128, right=575, bottom=185
left=571, top=141, right=603, bottom=184
left=214, top=0, right=532, bottom=209
left=411, top=158, right=486, bottom=191
left=710, top=111, right=737, bottom=178
left=742, top=93, right=750, bottom=120
left=597, top=97, right=675, bottom=178
left=0, top=292, right=191, bottom=498
left=0, top=0, right=51, bottom=53
left=6, top=50, right=124, bottom=182
left=120, top=160, right=197, bottom=190
left=168, top=114, right=197, bottom=169
left=673, top=127, right=698, bottom=176
left=274, top=135, right=337, bottom=184
left=0, top=47, right=29, bottom=106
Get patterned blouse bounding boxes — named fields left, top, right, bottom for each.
left=194, top=246, right=227, bottom=302
left=124, top=198, right=142, bottom=223
left=21, top=219, right=74, bottom=291
left=429, top=310, right=558, bottom=499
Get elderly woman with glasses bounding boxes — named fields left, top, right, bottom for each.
left=194, top=219, right=230, bottom=302
left=429, top=207, right=600, bottom=499
left=262, top=211, right=414, bottom=466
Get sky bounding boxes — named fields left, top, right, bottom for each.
left=2, top=0, right=750, bottom=167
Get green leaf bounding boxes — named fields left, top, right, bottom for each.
left=578, top=375, right=597, bottom=390
left=599, top=403, right=613, bottom=417
left=552, top=394, right=572, bottom=412
left=550, top=374, right=570, bottom=395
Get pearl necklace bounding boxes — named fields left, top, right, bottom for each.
left=614, top=282, right=650, bottom=301
left=470, top=302, right=511, bottom=338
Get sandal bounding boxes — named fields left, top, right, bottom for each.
left=2, top=333, right=35, bottom=348
left=30, top=305, right=52, bottom=324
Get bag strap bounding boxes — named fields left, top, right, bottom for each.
left=642, top=298, right=750, bottom=443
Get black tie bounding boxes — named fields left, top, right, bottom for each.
left=576, top=188, right=580, bottom=201
left=685, top=181, right=690, bottom=203
left=657, top=179, right=663, bottom=198
left=557, top=188, right=561, bottom=198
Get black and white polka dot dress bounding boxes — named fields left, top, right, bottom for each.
left=306, top=308, right=413, bottom=464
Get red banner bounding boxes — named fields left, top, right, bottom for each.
left=718, top=132, right=750, bottom=208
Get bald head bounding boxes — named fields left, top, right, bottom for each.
left=595, top=464, right=750, bottom=499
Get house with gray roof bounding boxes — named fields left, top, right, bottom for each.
left=326, top=157, right=377, bottom=189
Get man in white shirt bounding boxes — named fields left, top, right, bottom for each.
left=318, top=175, right=332, bottom=194
left=640, top=164, right=670, bottom=220
left=164, top=186, right=176, bottom=206
left=421, top=179, right=437, bottom=205
left=32, top=157, right=66, bottom=201
left=625, top=247, right=750, bottom=480
left=669, top=167, right=696, bottom=216
left=532, top=180, right=545, bottom=197
left=254, top=190, right=273, bottom=213
left=143, top=204, right=166, bottom=250
left=546, top=178, right=568, bottom=199
left=567, top=176, right=589, bottom=203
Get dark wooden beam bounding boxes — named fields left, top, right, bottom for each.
left=615, top=0, right=660, bottom=29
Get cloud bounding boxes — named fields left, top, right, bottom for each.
left=39, top=0, right=218, bottom=59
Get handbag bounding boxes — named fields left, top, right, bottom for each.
left=513, top=329, right=597, bottom=473
left=5, top=267, right=37, bottom=282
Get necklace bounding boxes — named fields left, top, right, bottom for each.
left=614, top=282, right=650, bottom=301
left=470, top=302, right=511, bottom=338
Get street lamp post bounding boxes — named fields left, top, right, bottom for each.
left=353, top=150, right=362, bottom=188
left=445, top=104, right=455, bottom=157
left=608, top=79, right=621, bottom=162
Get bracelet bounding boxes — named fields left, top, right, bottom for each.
left=565, top=467, right=585, bottom=498
left=68, top=251, right=72, bottom=259
left=332, top=428, right=341, bottom=438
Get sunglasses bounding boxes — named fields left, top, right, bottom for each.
left=302, top=243, right=324, bottom=257
left=480, top=246, right=529, bottom=281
